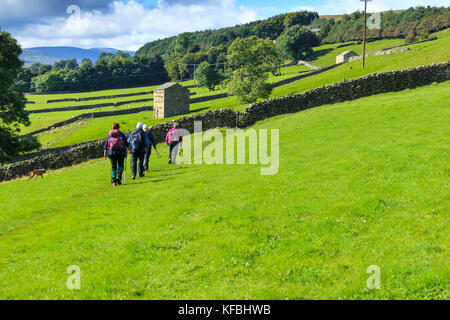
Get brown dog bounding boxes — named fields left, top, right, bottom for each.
left=29, top=169, right=47, bottom=180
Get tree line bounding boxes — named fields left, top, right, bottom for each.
left=312, top=6, right=450, bottom=44
left=17, top=52, right=170, bottom=93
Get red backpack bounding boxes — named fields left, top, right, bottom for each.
left=108, top=129, right=124, bottom=152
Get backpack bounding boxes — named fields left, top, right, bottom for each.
left=169, top=129, right=179, bottom=143
left=130, top=129, right=145, bottom=152
left=108, top=130, right=124, bottom=152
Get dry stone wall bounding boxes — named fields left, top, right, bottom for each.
left=241, top=62, right=449, bottom=126
left=1, top=63, right=448, bottom=182
left=26, top=106, right=152, bottom=136
left=1, top=109, right=236, bottom=182
left=29, top=98, right=153, bottom=114
left=47, top=91, right=153, bottom=104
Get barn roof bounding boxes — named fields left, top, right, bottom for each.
left=156, top=82, right=185, bottom=90
left=337, top=50, right=358, bottom=57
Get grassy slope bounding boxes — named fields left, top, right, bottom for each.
left=311, top=38, right=406, bottom=67
left=23, top=64, right=311, bottom=136
left=28, top=30, right=450, bottom=148
left=1, top=82, right=448, bottom=299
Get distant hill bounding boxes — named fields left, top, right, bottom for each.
left=136, top=7, right=449, bottom=57
left=21, top=47, right=135, bottom=67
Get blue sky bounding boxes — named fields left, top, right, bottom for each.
left=0, top=0, right=448, bottom=50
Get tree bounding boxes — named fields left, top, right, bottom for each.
left=174, top=32, right=191, bottom=55
left=276, top=25, right=321, bottom=60
left=0, top=30, right=40, bottom=163
left=194, top=62, right=225, bottom=91
left=226, top=36, right=281, bottom=103
left=16, top=68, right=34, bottom=92
left=38, top=64, right=52, bottom=74
left=253, top=15, right=285, bottom=40
left=284, top=11, right=319, bottom=28
left=30, top=72, right=61, bottom=93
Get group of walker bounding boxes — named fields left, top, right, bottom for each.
left=104, top=122, right=182, bottom=186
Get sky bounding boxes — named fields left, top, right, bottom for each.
left=0, top=0, right=448, bottom=51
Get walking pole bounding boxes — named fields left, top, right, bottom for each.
left=130, top=155, right=133, bottom=180
left=124, top=154, right=127, bottom=185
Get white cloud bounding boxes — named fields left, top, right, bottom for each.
left=11, top=0, right=257, bottom=51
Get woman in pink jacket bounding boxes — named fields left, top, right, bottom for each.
left=165, top=123, right=183, bottom=164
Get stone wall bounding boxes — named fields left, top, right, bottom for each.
left=240, top=62, right=449, bottom=127
left=29, top=98, right=153, bottom=114
left=0, top=109, right=236, bottom=182
left=46, top=91, right=153, bottom=104
left=190, top=93, right=229, bottom=103
left=2, top=63, right=448, bottom=182
left=26, top=106, right=152, bottom=136
left=346, top=47, right=410, bottom=63
left=269, top=64, right=341, bottom=88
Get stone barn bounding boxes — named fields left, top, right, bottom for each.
left=336, top=50, right=359, bottom=64
left=153, top=82, right=190, bottom=119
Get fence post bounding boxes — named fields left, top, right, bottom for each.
left=236, top=111, right=240, bottom=127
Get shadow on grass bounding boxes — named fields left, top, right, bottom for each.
left=308, top=48, right=334, bottom=61
left=122, top=177, right=175, bottom=186
left=188, top=107, right=209, bottom=114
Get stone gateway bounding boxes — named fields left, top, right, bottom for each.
left=153, top=82, right=190, bottom=119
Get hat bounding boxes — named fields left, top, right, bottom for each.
left=136, top=122, right=143, bottom=129
left=143, top=124, right=148, bottom=131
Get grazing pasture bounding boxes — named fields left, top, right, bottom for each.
left=1, top=82, right=448, bottom=299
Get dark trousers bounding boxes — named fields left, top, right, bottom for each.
left=144, top=150, right=152, bottom=171
left=109, top=154, right=125, bottom=183
left=131, top=151, right=145, bottom=178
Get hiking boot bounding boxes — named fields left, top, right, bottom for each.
left=112, top=181, right=117, bottom=187
left=117, top=179, right=122, bottom=185
left=168, top=159, right=172, bottom=164
left=131, top=176, right=136, bottom=180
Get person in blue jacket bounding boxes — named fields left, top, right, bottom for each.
left=128, top=122, right=151, bottom=180
left=143, top=124, right=158, bottom=173
left=104, top=123, right=129, bottom=186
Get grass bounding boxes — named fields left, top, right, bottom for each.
left=25, top=65, right=311, bottom=110
left=23, top=64, right=310, bottom=136
left=21, top=29, right=450, bottom=148
left=310, top=38, right=406, bottom=67
left=0, top=82, right=448, bottom=299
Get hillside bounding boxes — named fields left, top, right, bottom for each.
left=136, top=7, right=449, bottom=58
left=21, top=47, right=135, bottom=67
left=1, top=82, right=448, bottom=299
left=20, top=28, right=450, bottom=149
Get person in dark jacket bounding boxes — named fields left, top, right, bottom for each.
left=128, top=122, right=151, bottom=179
left=104, top=123, right=129, bottom=186
left=143, top=124, right=158, bottom=173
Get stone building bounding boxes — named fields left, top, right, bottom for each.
left=153, top=82, right=190, bottom=119
left=336, top=50, right=359, bottom=64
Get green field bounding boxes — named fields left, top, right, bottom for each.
left=22, top=29, right=450, bottom=150
left=310, top=38, right=406, bottom=67
left=1, top=82, right=448, bottom=299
